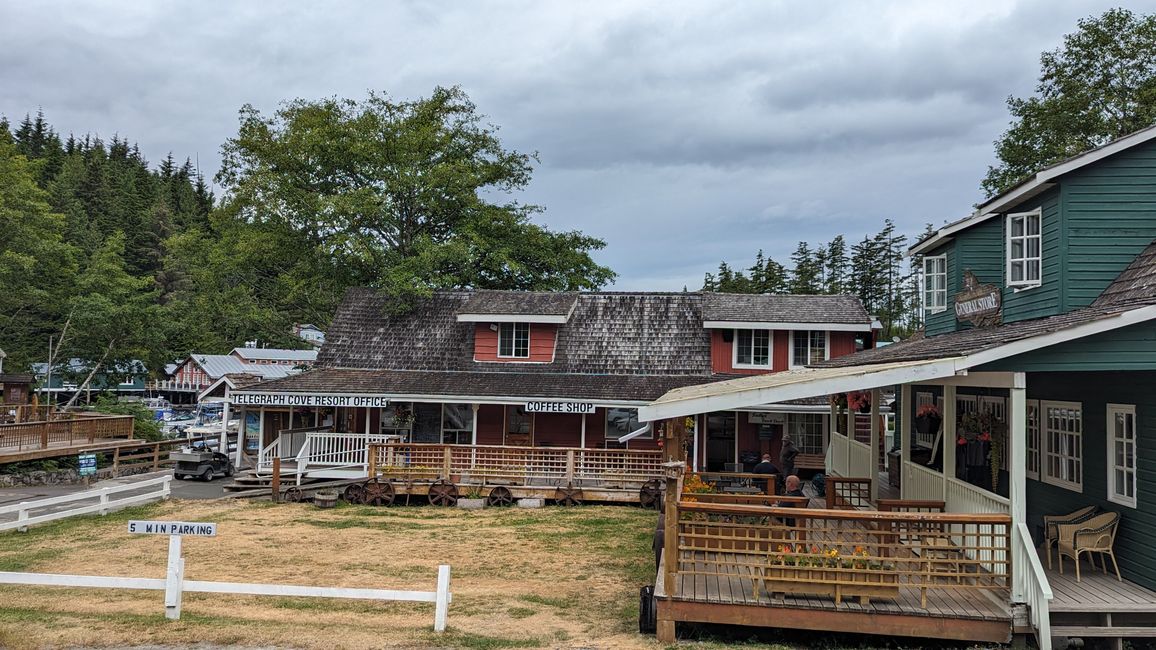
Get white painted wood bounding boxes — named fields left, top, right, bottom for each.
left=220, top=399, right=231, bottom=460
left=903, top=461, right=944, bottom=501
left=869, top=389, right=881, bottom=501
left=164, top=534, right=183, bottom=620
left=942, top=385, right=956, bottom=501
left=703, top=320, right=871, bottom=332
left=0, top=572, right=166, bottom=590
left=0, top=476, right=173, bottom=533
left=899, top=384, right=912, bottom=499
left=0, top=475, right=171, bottom=515
left=1013, top=522, right=1053, bottom=650
left=434, top=564, right=451, bottom=632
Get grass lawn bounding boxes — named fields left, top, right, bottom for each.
left=0, top=499, right=676, bottom=649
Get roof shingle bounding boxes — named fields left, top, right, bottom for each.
left=702, top=293, right=871, bottom=325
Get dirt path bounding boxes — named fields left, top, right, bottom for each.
left=0, top=499, right=663, bottom=649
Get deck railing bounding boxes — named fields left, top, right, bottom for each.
left=666, top=499, right=1011, bottom=609
left=903, top=460, right=945, bottom=501
left=828, top=431, right=849, bottom=475
left=848, top=437, right=873, bottom=478
left=825, top=476, right=872, bottom=509
left=0, top=404, right=63, bottom=424
left=0, top=414, right=134, bottom=452
left=1013, top=522, right=1053, bottom=650
left=368, top=442, right=663, bottom=487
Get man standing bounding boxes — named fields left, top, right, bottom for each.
left=780, top=433, right=799, bottom=480
left=752, top=453, right=779, bottom=494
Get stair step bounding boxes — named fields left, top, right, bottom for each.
left=1051, top=626, right=1156, bottom=638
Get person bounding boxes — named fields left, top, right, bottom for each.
left=752, top=453, right=779, bottom=493
left=779, top=433, right=799, bottom=480
left=782, top=474, right=807, bottom=531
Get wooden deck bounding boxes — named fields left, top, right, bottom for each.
left=1042, top=558, right=1156, bottom=641
left=655, top=550, right=1012, bottom=642
left=0, top=414, right=135, bottom=463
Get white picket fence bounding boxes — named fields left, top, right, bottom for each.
left=0, top=475, right=172, bottom=532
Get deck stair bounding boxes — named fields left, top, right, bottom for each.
left=1043, top=559, right=1156, bottom=646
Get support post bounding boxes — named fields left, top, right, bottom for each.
left=845, top=397, right=854, bottom=474
left=1009, top=372, right=1027, bottom=602
left=433, top=564, right=451, bottom=633
left=288, top=406, right=294, bottom=431
left=899, top=384, right=912, bottom=500
left=579, top=412, right=586, bottom=448
left=662, top=462, right=683, bottom=599
left=235, top=406, right=246, bottom=469
left=870, top=388, right=881, bottom=502
left=442, top=447, right=452, bottom=480
left=565, top=450, right=575, bottom=482
left=99, top=487, right=110, bottom=515
left=220, top=398, right=231, bottom=458
left=691, top=415, right=699, bottom=473
left=112, top=446, right=121, bottom=475
left=942, top=385, right=956, bottom=507
left=152, top=444, right=160, bottom=471
left=163, top=533, right=184, bottom=620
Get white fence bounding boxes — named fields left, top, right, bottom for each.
left=848, top=438, right=872, bottom=478
left=828, top=431, right=848, bottom=476
left=902, top=460, right=945, bottom=501
left=1013, top=522, right=1053, bottom=650
left=0, top=475, right=172, bottom=532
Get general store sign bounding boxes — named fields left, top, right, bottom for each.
left=231, top=392, right=390, bottom=408
left=128, top=520, right=217, bottom=537
left=954, top=270, right=1002, bottom=327
left=524, top=401, right=596, bottom=414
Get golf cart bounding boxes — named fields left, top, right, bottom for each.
left=171, top=447, right=234, bottom=481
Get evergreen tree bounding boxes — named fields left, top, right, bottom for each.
left=824, top=235, right=848, bottom=294
left=789, top=242, right=821, bottom=293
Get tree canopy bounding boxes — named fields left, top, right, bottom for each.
left=983, top=8, right=1156, bottom=197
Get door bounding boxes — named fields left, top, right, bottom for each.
left=505, top=405, right=533, bottom=446
left=705, top=411, right=736, bottom=471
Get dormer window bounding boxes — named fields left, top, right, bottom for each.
left=498, top=322, right=530, bottom=358
left=1007, top=208, right=1041, bottom=288
left=733, top=329, right=771, bottom=369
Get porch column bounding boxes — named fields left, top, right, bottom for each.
left=899, top=384, right=912, bottom=499
left=1009, top=372, right=1027, bottom=602
left=220, top=397, right=231, bottom=458
left=942, top=385, right=956, bottom=508
left=471, top=404, right=479, bottom=446
left=845, top=397, right=854, bottom=473
left=288, top=406, right=294, bottom=431
left=233, top=401, right=244, bottom=469
left=579, top=412, right=587, bottom=448
left=870, top=388, right=881, bottom=501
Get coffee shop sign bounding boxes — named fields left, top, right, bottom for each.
left=231, top=392, right=390, bottom=408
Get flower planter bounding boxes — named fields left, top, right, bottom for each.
left=314, top=490, right=339, bottom=509
left=841, top=569, right=900, bottom=604
left=914, top=414, right=941, bottom=435
left=758, top=565, right=899, bottom=604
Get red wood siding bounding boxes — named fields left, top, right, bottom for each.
left=476, top=404, right=504, bottom=445
left=828, top=331, right=858, bottom=359
left=473, top=323, right=557, bottom=363
left=709, top=329, right=789, bottom=375
left=533, top=413, right=582, bottom=447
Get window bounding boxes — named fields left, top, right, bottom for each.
left=1107, top=404, right=1137, bottom=508
left=1026, top=400, right=1040, bottom=481
left=923, top=255, right=947, bottom=314
left=956, top=394, right=978, bottom=420
left=915, top=391, right=936, bottom=448
left=1042, top=401, right=1082, bottom=492
left=789, top=413, right=825, bottom=455
left=380, top=402, right=414, bottom=439
left=1007, top=209, right=1042, bottom=288
left=442, top=403, right=473, bottom=445
left=733, top=329, right=771, bottom=368
left=498, top=322, right=530, bottom=358
left=790, top=330, right=827, bottom=368
left=606, top=408, right=647, bottom=440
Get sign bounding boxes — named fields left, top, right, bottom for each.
left=524, top=401, right=596, bottom=414
left=747, top=412, right=786, bottom=425
left=128, top=520, right=217, bottom=537
left=954, top=270, right=1002, bottom=327
left=231, top=392, right=390, bottom=408
left=78, top=453, right=97, bottom=477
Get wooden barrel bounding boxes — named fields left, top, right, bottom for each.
left=314, top=490, right=339, bottom=509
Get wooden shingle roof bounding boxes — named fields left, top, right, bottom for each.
left=458, top=290, right=578, bottom=316
left=702, top=293, right=871, bottom=325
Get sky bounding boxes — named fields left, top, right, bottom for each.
left=0, top=1, right=1147, bottom=290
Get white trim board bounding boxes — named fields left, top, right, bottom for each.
left=228, top=390, right=650, bottom=409
left=703, top=320, right=872, bottom=332
left=456, top=313, right=569, bottom=323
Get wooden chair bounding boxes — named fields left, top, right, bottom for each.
left=1055, top=511, right=1121, bottom=582
left=1042, top=505, right=1098, bottom=569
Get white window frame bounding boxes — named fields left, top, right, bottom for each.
left=732, top=328, right=772, bottom=369
left=789, top=413, right=825, bottom=456
left=1042, top=400, right=1082, bottom=492
left=923, top=254, right=947, bottom=315
left=606, top=407, right=650, bottom=440
left=1107, top=403, right=1137, bottom=508
left=441, top=403, right=473, bottom=445
left=497, top=322, right=530, bottom=358
left=1025, top=399, right=1040, bottom=481
left=788, top=330, right=829, bottom=369
left=1006, top=208, right=1042, bottom=289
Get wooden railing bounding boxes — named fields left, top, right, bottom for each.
left=825, top=476, right=872, bottom=509
left=828, top=430, right=849, bottom=475
left=903, top=460, right=945, bottom=501
left=877, top=499, right=946, bottom=514
left=849, top=437, right=873, bottom=478
left=1013, top=522, right=1053, bottom=650
left=0, top=404, right=63, bottom=424
left=368, top=442, right=663, bottom=487
left=666, top=498, right=1011, bottom=609
left=0, top=414, right=134, bottom=452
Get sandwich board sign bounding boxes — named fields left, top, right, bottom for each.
left=77, top=453, right=96, bottom=477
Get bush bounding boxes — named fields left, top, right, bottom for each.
left=87, top=395, right=164, bottom=442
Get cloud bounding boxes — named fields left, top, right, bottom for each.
left=0, top=0, right=1145, bottom=291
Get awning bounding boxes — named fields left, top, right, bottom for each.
left=637, top=357, right=965, bottom=422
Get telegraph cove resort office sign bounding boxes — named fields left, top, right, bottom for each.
left=231, top=392, right=391, bottom=408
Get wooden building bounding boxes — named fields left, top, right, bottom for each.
left=640, top=125, right=1156, bottom=648
left=227, top=290, right=875, bottom=487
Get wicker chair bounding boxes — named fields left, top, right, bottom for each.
left=1042, top=505, right=1098, bottom=569
left=1055, top=511, right=1121, bottom=582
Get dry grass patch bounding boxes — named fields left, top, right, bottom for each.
left=0, top=499, right=664, bottom=649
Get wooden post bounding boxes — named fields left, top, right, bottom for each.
left=442, top=447, right=452, bottom=480
left=271, top=457, right=281, bottom=502
left=659, top=461, right=683, bottom=643
left=565, top=450, right=575, bottom=482
left=152, top=443, right=161, bottom=471
left=899, top=384, right=912, bottom=499
left=1009, top=373, right=1027, bottom=602
left=112, top=446, right=121, bottom=475
left=942, top=385, right=956, bottom=505
left=869, top=388, right=881, bottom=502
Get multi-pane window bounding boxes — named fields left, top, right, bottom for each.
left=789, top=413, right=825, bottom=455
left=1043, top=401, right=1082, bottom=492
left=1025, top=400, right=1040, bottom=481
left=923, top=255, right=947, bottom=314
left=606, top=408, right=646, bottom=440
left=1007, top=209, right=1042, bottom=287
left=380, top=402, right=414, bottom=440
left=498, top=322, right=530, bottom=358
left=1107, top=404, right=1137, bottom=508
left=734, top=329, right=771, bottom=368
left=791, top=330, right=827, bottom=368
left=442, top=403, right=473, bottom=444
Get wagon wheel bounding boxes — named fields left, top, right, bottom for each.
left=284, top=486, right=304, bottom=503
left=364, top=479, right=395, bottom=507
left=639, top=479, right=664, bottom=510
left=428, top=480, right=458, bottom=507
left=555, top=486, right=583, bottom=507
left=343, top=482, right=368, bottom=505
left=486, top=485, right=515, bottom=507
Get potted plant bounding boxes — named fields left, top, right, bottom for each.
left=848, top=391, right=872, bottom=414
left=914, top=403, right=942, bottom=435
left=457, top=485, right=486, bottom=510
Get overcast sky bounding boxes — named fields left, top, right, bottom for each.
left=1, top=1, right=1147, bottom=290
